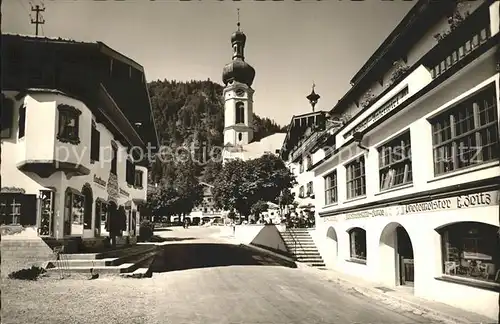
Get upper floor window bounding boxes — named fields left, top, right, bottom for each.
left=299, top=186, right=305, bottom=198
left=306, top=155, right=312, bottom=170
left=90, top=121, right=100, bottom=162
left=134, top=170, right=144, bottom=189
left=431, top=85, right=498, bottom=176
left=378, top=131, right=412, bottom=190
left=110, top=142, right=118, bottom=175
left=18, top=105, right=26, bottom=139
left=235, top=102, right=245, bottom=124
left=57, top=104, right=81, bottom=145
left=324, top=170, right=337, bottom=205
left=348, top=227, right=367, bottom=263
left=346, top=156, right=366, bottom=200
left=299, top=160, right=304, bottom=173
left=126, top=158, right=135, bottom=186
left=1, top=96, right=14, bottom=139
left=306, top=181, right=314, bottom=196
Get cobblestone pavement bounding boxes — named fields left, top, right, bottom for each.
left=1, top=226, right=443, bottom=324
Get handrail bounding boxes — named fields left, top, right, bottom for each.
left=285, top=224, right=306, bottom=258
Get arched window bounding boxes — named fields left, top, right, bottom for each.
left=348, top=227, right=367, bottom=262
left=439, top=222, right=499, bottom=284
left=235, top=102, right=245, bottom=124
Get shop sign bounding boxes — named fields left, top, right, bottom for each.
left=323, top=215, right=338, bottom=222
left=344, top=206, right=404, bottom=220
left=119, top=188, right=130, bottom=197
left=93, top=175, right=106, bottom=187
left=404, top=191, right=498, bottom=214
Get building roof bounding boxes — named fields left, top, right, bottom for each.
left=226, top=133, right=286, bottom=161
left=280, top=111, right=328, bottom=161
left=1, top=33, right=159, bottom=149
left=330, top=0, right=454, bottom=115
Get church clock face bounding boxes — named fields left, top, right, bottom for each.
left=235, top=89, right=245, bottom=97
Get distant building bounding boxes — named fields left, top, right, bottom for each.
left=307, top=0, right=499, bottom=319
left=188, top=182, right=224, bottom=223
left=0, top=34, right=158, bottom=242
left=280, top=86, right=345, bottom=216
left=221, top=21, right=285, bottom=163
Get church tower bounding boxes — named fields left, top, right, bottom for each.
left=221, top=10, right=255, bottom=147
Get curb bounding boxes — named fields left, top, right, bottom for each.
left=298, top=263, right=495, bottom=324
left=242, top=243, right=296, bottom=263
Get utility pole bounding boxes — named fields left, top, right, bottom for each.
left=30, top=4, right=45, bottom=36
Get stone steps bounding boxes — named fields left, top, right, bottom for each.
left=281, top=229, right=325, bottom=268
left=46, top=246, right=158, bottom=276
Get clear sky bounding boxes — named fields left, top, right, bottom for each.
left=3, top=0, right=415, bottom=126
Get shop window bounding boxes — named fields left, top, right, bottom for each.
left=346, top=156, right=366, bottom=199
left=324, top=170, right=337, bottom=205
left=90, top=121, right=100, bottom=162
left=57, top=104, right=81, bottom=145
left=439, top=222, right=500, bottom=286
left=134, top=170, right=144, bottom=189
left=431, top=84, right=498, bottom=175
left=63, top=188, right=84, bottom=236
left=1, top=96, right=14, bottom=139
left=18, top=105, right=26, bottom=139
left=348, top=227, right=367, bottom=262
left=235, top=102, right=245, bottom=124
left=378, top=131, right=412, bottom=190
left=0, top=197, right=21, bottom=225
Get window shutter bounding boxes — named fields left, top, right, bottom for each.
left=20, top=194, right=37, bottom=226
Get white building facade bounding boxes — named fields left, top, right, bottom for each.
left=1, top=35, right=158, bottom=243
left=309, top=0, right=499, bottom=319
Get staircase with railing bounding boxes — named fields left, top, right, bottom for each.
left=281, top=228, right=325, bottom=267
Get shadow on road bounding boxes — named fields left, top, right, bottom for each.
left=150, top=243, right=297, bottom=273
left=148, top=236, right=197, bottom=243
left=153, top=228, right=173, bottom=232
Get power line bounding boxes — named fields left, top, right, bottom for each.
left=30, top=3, right=45, bottom=36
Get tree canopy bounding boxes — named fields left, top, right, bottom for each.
left=213, top=154, right=296, bottom=217
left=145, top=79, right=288, bottom=216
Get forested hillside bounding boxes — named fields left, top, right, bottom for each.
left=147, top=79, right=287, bottom=185
left=148, top=79, right=287, bottom=147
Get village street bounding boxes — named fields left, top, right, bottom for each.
left=2, top=225, right=443, bottom=324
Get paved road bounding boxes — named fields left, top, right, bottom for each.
left=147, top=226, right=440, bottom=324
left=2, top=226, right=442, bottom=324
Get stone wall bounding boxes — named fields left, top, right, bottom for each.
left=1, top=226, right=54, bottom=277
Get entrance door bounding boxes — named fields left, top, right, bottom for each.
left=397, top=226, right=414, bottom=286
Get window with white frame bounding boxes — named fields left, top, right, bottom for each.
left=348, top=227, right=367, bottom=262
left=431, top=85, right=498, bottom=176
left=324, top=170, right=337, bottom=205
left=346, top=156, right=366, bottom=199
left=378, top=131, right=412, bottom=190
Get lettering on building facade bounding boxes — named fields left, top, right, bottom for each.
left=326, top=190, right=498, bottom=222
left=344, top=87, right=409, bottom=139
left=93, top=175, right=106, bottom=187
left=119, top=188, right=130, bottom=197
left=405, top=191, right=498, bottom=214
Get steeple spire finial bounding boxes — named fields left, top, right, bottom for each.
left=306, top=82, right=321, bottom=112
left=237, top=8, right=241, bottom=31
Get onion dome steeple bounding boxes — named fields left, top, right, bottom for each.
left=307, top=82, right=320, bottom=112
left=222, top=9, right=256, bottom=87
